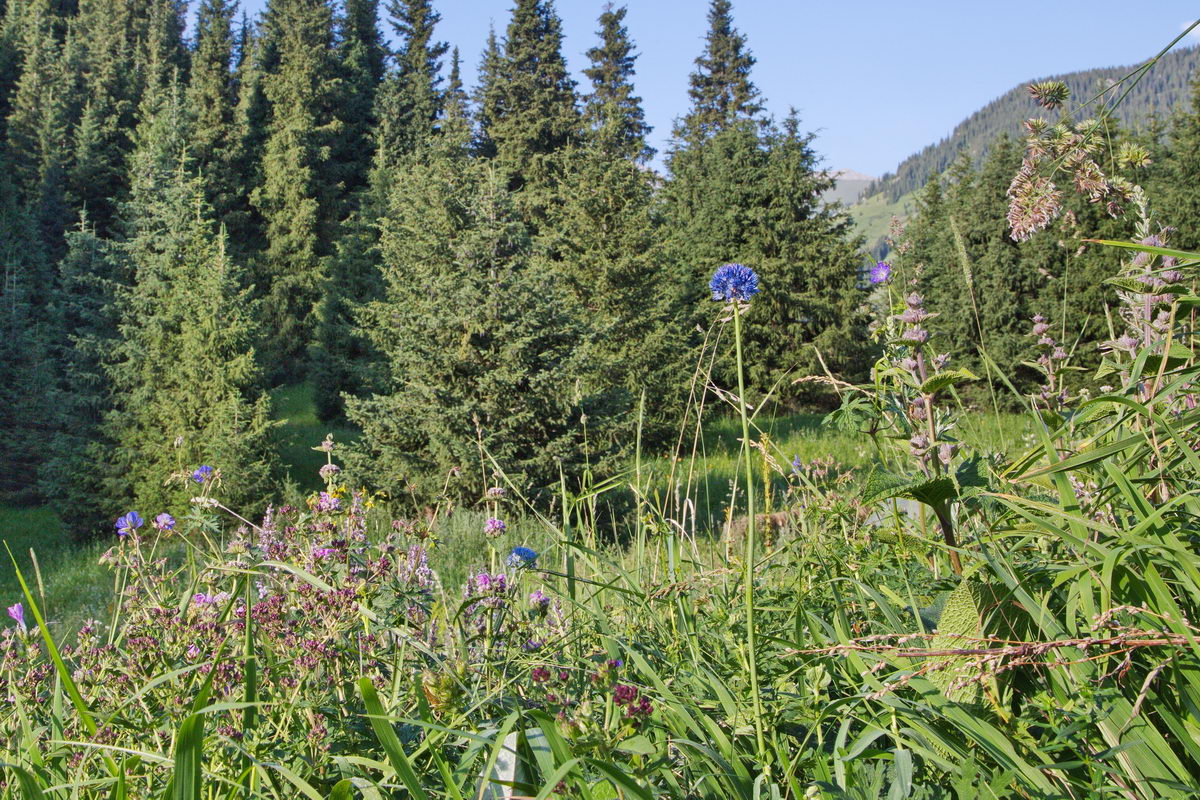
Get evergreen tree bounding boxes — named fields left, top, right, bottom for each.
left=485, top=0, right=580, bottom=210
left=674, top=0, right=760, bottom=144
left=346, top=127, right=622, bottom=499
left=373, top=0, right=444, bottom=172
left=473, top=25, right=501, bottom=156
left=1159, top=76, right=1200, bottom=252
left=332, top=0, right=385, bottom=200
left=102, top=78, right=276, bottom=515
left=253, top=0, right=341, bottom=378
left=187, top=0, right=239, bottom=223
left=226, top=16, right=269, bottom=257
left=4, top=0, right=72, bottom=252
left=582, top=4, right=651, bottom=162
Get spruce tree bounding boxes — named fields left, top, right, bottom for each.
left=102, top=78, right=276, bottom=515
left=582, top=4, right=651, bottom=162
left=332, top=0, right=385, bottom=200
left=485, top=0, right=580, bottom=211
left=226, top=16, right=269, bottom=257
left=373, top=0, right=444, bottom=172
left=253, top=0, right=341, bottom=379
left=346, top=125, right=622, bottom=499
left=675, top=0, right=760, bottom=143
left=187, top=0, right=239, bottom=223
left=474, top=25, right=501, bottom=156
left=1160, top=76, right=1200, bottom=252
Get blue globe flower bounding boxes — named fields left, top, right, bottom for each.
left=710, top=263, right=760, bottom=303
left=116, top=511, right=144, bottom=537
left=506, top=546, right=539, bottom=570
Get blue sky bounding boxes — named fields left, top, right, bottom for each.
left=236, top=1, right=1200, bottom=177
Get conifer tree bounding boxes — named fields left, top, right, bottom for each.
left=582, top=4, right=651, bottom=162
left=373, top=0, right=444, bottom=172
left=675, top=0, right=760, bottom=144
left=473, top=25, right=501, bottom=156
left=226, top=16, right=269, bottom=257
left=332, top=0, right=385, bottom=200
left=253, top=0, right=341, bottom=378
left=346, top=123, right=622, bottom=499
left=102, top=78, right=276, bottom=515
left=485, top=0, right=580, bottom=210
left=1160, top=76, right=1200, bottom=251
left=187, top=0, right=239, bottom=223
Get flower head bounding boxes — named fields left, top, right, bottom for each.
left=486, top=486, right=507, bottom=500
left=869, top=261, right=892, bottom=285
left=192, top=465, right=214, bottom=485
left=484, top=518, right=507, bottom=537
left=319, top=463, right=341, bottom=482
left=530, top=589, right=550, bottom=610
left=709, top=263, right=760, bottom=303
left=152, top=513, right=175, bottom=532
left=7, top=602, right=25, bottom=632
left=116, top=511, right=143, bottom=537
left=506, top=546, right=538, bottom=570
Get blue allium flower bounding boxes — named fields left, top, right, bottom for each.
left=192, top=465, right=214, bottom=485
left=153, top=513, right=175, bottom=532
left=710, top=263, right=760, bottom=302
left=869, top=261, right=892, bottom=284
left=506, top=546, right=539, bottom=570
left=116, top=511, right=143, bottom=537
left=7, top=602, right=25, bottom=632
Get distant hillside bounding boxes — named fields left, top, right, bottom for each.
left=821, top=169, right=875, bottom=206
left=864, top=45, right=1200, bottom=203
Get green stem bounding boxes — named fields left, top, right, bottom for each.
left=733, top=302, right=766, bottom=761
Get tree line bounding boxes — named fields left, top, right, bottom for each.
left=0, top=0, right=869, bottom=533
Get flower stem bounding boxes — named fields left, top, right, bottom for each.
left=733, top=302, right=766, bottom=761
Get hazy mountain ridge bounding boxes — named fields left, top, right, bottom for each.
left=863, top=45, right=1200, bottom=203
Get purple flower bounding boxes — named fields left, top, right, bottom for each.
left=192, top=465, right=214, bottom=485
left=7, top=602, right=25, bottom=632
left=869, top=261, right=892, bottom=284
left=319, top=463, right=341, bottom=482
left=484, top=518, right=507, bottom=537
left=315, top=492, right=341, bottom=512
left=710, top=263, right=760, bottom=303
left=311, top=547, right=337, bottom=560
left=530, top=590, right=550, bottom=610
left=486, top=486, right=507, bottom=499
left=116, top=511, right=143, bottom=537
left=152, top=513, right=175, bottom=532
left=790, top=455, right=804, bottom=475
left=506, top=546, right=538, bottom=570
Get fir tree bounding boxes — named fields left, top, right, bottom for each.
left=582, top=4, right=651, bottom=162
left=332, top=0, right=385, bottom=200
left=102, top=78, right=276, bottom=515
left=373, top=0, right=445, bottom=171
left=253, top=0, right=341, bottom=378
left=1160, top=76, right=1200, bottom=252
left=486, top=0, right=580, bottom=207
left=187, top=0, right=239, bottom=223
left=226, top=16, right=269, bottom=257
left=675, top=0, right=760, bottom=144
left=346, top=127, right=622, bottom=499
left=473, top=25, right=501, bottom=156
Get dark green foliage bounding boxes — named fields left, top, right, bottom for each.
left=1156, top=75, right=1200, bottom=251
left=346, top=135, right=623, bottom=499
left=675, top=0, right=760, bottom=144
left=226, top=19, right=269, bottom=258
left=187, top=0, right=240, bottom=225
left=253, top=0, right=341, bottom=377
left=866, top=45, right=1200, bottom=203
left=102, top=80, right=276, bottom=515
left=373, top=0, right=444, bottom=171
left=332, top=0, right=385, bottom=200
left=484, top=0, right=580, bottom=210
left=582, top=4, right=651, bottom=162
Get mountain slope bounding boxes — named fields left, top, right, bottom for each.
left=864, top=45, right=1200, bottom=203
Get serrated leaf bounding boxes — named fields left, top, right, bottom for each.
left=928, top=579, right=986, bottom=704
left=1105, top=276, right=1188, bottom=294
left=1094, top=357, right=1125, bottom=381
left=920, top=368, right=978, bottom=395
left=863, top=470, right=957, bottom=508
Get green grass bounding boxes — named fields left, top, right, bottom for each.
left=850, top=188, right=918, bottom=250
left=0, top=506, right=111, bottom=636
left=271, top=383, right=360, bottom=492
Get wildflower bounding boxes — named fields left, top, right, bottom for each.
left=7, top=602, right=25, bottom=632
left=486, top=486, right=506, bottom=499
left=319, top=463, right=341, bottom=482
left=869, top=261, right=892, bottom=285
left=506, top=546, right=539, bottom=570
left=484, top=518, right=507, bottom=537
left=790, top=455, right=803, bottom=474
left=532, top=666, right=552, bottom=683
left=192, top=465, right=214, bottom=485
left=314, top=492, right=341, bottom=512
left=152, top=513, right=175, bottom=532
left=900, top=327, right=929, bottom=345
left=311, top=547, right=337, bottom=560
left=317, top=435, right=335, bottom=453
left=530, top=590, right=550, bottom=611
left=613, top=684, right=639, bottom=705
left=115, top=511, right=143, bottom=537
left=186, top=644, right=201, bottom=660
left=709, top=263, right=760, bottom=303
